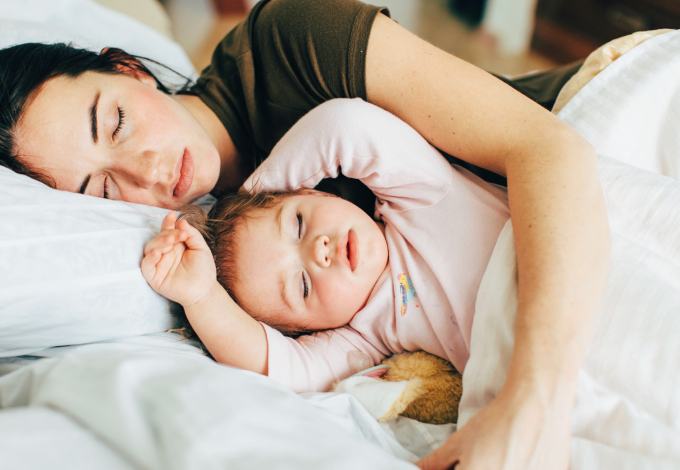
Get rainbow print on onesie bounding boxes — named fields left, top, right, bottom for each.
left=398, top=273, right=417, bottom=316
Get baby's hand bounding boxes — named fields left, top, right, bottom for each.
left=141, top=211, right=217, bottom=307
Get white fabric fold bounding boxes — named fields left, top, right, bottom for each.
left=0, top=335, right=418, bottom=470
left=557, top=29, right=680, bottom=179
left=334, top=376, right=411, bottom=421
left=460, top=156, right=680, bottom=468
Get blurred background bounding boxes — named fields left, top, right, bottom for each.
left=112, top=0, right=680, bottom=77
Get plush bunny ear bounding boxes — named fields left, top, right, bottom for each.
left=352, top=364, right=390, bottom=379
left=333, top=375, right=426, bottom=423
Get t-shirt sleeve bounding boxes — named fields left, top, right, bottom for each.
left=243, top=99, right=462, bottom=213
left=263, top=323, right=388, bottom=393
left=190, top=0, right=387, bottom=169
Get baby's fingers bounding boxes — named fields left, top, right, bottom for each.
left=153, top=243, right=184, bottom=285
left=161, top=211, right=178, bottom=231
left=141, top=242, right=185, bottom=292
left=144, top=229, right=188, bottom=256
left=141, top=249, right=163, bottom=285
left=177, top=219, right=210, bottom=252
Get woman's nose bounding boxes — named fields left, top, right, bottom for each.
left=312, top=235, right=331, bottom=268
left=125, top=150, right=161, bottom=189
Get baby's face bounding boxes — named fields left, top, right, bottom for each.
left=231, top=192, right=389, bottom=331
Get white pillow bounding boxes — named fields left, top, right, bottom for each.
left=0, top=167, right=176, bottom=357
left=556, top=30, right=680, bottom=179
left=0, top=0, right=198, bottom=357
left=0, top=0, right=197, bottom=85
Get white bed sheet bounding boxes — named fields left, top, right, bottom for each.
left=0, top=333, right=455, bottom=469
left=0, top=407, right=135, bottom=470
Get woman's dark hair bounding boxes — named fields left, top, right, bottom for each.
left=0, top=42, right=190, bottom=187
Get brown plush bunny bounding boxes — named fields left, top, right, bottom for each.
left=333, top=351, right=463, bottom=424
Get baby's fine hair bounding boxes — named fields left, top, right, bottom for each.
left=179, top=189, right=311, bottom=338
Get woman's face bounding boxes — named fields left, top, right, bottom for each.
left=14, top=71, right=221, bottom=209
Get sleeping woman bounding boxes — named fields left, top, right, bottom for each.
left=0, top=1, right=610, bottom=469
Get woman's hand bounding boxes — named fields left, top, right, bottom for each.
left=141, top=211, right=217, bottom=307
left=416, top=385, right=571, bottom=470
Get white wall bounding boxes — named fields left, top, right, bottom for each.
left=362, top=0, right=422, bottom=33
left=163, top=0, right=217, bottom=57
left=482, top=0, right=539, bottom=55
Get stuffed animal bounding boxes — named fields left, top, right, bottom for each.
left=333, top=351, right=462, bottom=425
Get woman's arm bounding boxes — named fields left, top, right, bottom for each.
left=365, top=14, right=609, bottom=470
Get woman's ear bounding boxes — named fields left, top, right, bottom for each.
left=100, top=47, right=158, bottom=88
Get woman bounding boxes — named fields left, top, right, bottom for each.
left=0, top=1, right=610, bottom=469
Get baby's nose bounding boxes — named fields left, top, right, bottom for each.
left=313, top=235, right=331, bottom=267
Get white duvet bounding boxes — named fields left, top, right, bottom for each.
left=0, top=334, right=443, bottom=469
left=459, top=30, right=680, bottom=469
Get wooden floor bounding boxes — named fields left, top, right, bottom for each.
left=189, top=0, right=557, bottom=77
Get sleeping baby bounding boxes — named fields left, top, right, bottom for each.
left=141, top=99, right=510, bottom=393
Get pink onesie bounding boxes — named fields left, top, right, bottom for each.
left=243, top=99, right=510, bottom=393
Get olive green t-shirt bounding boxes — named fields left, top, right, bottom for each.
left=193, top=0, right=384, bottom=167
left=190, top=0, right=581, bottom=212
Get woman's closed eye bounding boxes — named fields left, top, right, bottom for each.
left=102, top=176, right=111, bottom=199
left=99, top=107, right=125, bottom=199
left=112, top=107, right=125, bottom=139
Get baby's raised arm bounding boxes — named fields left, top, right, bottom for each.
left=141, top=212, right=268, bottom=374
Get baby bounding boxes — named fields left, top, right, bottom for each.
left=142, top=99, right=510, bottom=393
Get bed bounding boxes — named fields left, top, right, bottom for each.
left=1, top=1, right=679, bottom=469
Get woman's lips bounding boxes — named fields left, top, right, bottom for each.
left=173, top=149, right=194, bottom=198
left=348, top=229, right=359, bottom=271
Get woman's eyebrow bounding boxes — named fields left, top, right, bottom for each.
left=90, top=91, right=100, bottom=144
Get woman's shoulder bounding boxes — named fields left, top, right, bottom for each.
left=193, top=0, right=388, bottom=167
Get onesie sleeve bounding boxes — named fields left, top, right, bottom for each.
left=263, top=323, right=388, bottom=393
left=245, top=99, right=470, bottom=212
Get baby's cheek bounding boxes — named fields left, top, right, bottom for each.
left=319, top=278, right=360, bottom=326
left=344, top=277, right=373, bottom=316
